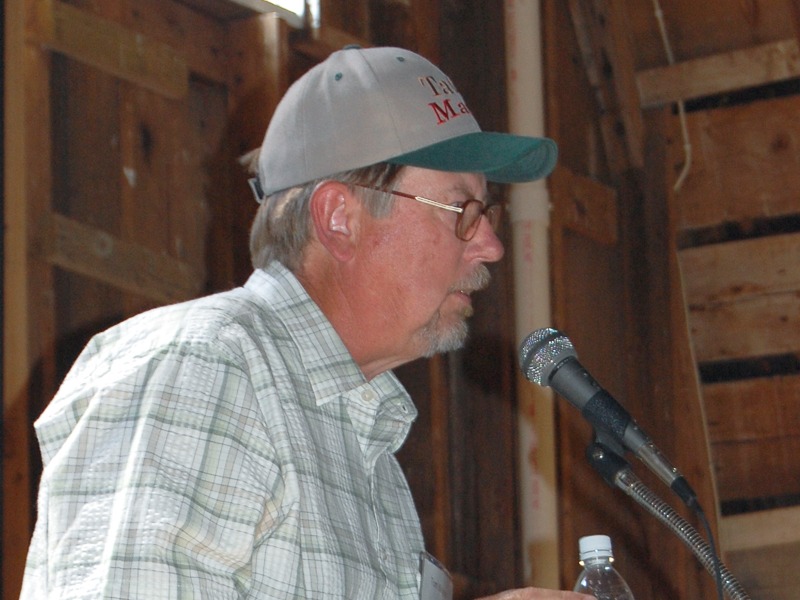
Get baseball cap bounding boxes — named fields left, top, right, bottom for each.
left=254, top=45, right=557, bottom=197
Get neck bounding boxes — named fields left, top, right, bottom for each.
left=296, top=260, right=423, bottom=381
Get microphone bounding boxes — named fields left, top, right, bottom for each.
left=519, top=327, right=698, bottom=509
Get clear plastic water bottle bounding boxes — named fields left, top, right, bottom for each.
left=573, top=534, right=635, bottom=599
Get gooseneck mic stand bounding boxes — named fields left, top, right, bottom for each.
left=586, top=433, right=751, bottom=600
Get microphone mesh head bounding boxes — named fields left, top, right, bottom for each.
left=519, top=328, right=576, bottom=386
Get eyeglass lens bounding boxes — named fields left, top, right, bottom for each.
left=459, top=201, right=502, bottom=241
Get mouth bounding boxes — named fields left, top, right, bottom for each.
left=452, top=285, right=476, bottom=299
left=449, top=266, right=491, bottom=316
left=451, top=289, right=475, bottom=317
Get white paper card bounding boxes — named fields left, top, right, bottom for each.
left=419, top=551, right=453, bottom=600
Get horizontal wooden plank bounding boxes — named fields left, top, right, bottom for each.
left=680, top=233, right=800, bottom=306
left=38, top=212, right=203, bottom=305
left=637, top=38, right=800, bottom=108
left=669, top=93, right=800, bottom=231
left=721, top=505, right=800, bottom=551
left=703, top=375, right=800, bottom=443
left=28, top=0, right=188, bottom=98
left=686, top=292, right=800, bottom=362
left=710, top=436, right=800, bottom=502
left=550, top=166, right=618, bottom=245
left=702, top=375, right=800, bottom=505
left=719, top=506, right=800, bottom=600
left=725, top=539, right=800, bottom=600
left=722, top=507, right=800, bottom=600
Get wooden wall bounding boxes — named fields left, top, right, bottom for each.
left=10, top=1, right=795, bottom=599
left=544, top=1, right=721, bottom=598
left=3, top=1, right=523, bottom=599
left=671, top=91, right=800, bottom=600
left=4, top=1, right=245, bottom=597
left=547, top=1, right=800, bottom=598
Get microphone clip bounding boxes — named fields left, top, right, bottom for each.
left=586, top=430, right=632, bottom=489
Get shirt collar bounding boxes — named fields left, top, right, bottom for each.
left=244, top=262, right=415, bottom=418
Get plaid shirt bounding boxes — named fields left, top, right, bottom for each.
left=22, top=262, right=424, bottom=599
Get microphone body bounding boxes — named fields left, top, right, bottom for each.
left=520, top=328, right=698, bottom=508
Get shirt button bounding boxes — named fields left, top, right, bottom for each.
left=361, top=389, right=376, bottom=402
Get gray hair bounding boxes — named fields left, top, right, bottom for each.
left=249, top=162, right=405, bottom=272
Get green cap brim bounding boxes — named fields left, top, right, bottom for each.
left=387, top=131, right=558, bottom=183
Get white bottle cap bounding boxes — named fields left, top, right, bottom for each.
left=579, top=534, right=614, bottom=562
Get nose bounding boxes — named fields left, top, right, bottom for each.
left=467, top=215, right=505, bottom=263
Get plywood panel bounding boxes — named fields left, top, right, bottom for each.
left=672, top=94, right=800, bottom=232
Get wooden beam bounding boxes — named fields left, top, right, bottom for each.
left=38, top=213, right=203, bottom=304
left=550, top=166, right=618, bottom=245
left=595, top=0, right=645, bottom=169
left=293, top=24, right=369, bottom=62
left=566, top=0, right=628, bottom=176
left=319, top=0, right=369, bottom=42
left=411, top=0, right=440, bottom=64
left=4, top=6, right=58, bottom=598
left=637, top=38, right=800, bottom=108
left=566, top=0, right=645, bottom=172
left=219, top=14, right=291, bottom=288
left=27, top=0, right=188, bottom=99
left=123, top=0, right=229, bottom=85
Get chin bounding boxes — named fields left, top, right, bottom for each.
left=420, top=318, right=469, bottom=358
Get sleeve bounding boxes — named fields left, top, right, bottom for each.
left=24, top=337, right=286, bottom=599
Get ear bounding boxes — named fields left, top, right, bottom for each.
left=309, top=181, right=360, bottom=262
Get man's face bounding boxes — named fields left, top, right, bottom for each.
left=354, top=167, right=505, bottom=365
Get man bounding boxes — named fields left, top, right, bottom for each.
left=21, top=46, right=590, bottom=599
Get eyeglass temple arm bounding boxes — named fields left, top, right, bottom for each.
left=410, top=195, right=464, bottom=214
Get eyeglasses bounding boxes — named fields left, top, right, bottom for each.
left=353, top=183, right=502, bottom=242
